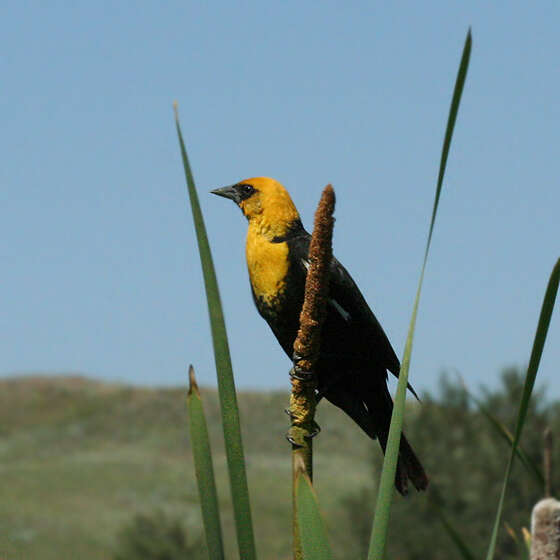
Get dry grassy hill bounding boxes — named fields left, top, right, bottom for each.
left=0, top=375, right=385, bottom=559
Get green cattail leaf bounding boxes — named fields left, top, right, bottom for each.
left=175, top=107, right=257, bottom=560
left=486, top=258, right=560, bottom=560
left=433, top=504, right=477, bottom=560
left=465, top=386, right=544, bottom=488
left=187, top=365, right=225, bottom=560
left=295, top=470, right=334, bottom=560
left=368, top=29, right=472, bottom=559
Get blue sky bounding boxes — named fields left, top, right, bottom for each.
left=1, top=2, right=559, bottom=397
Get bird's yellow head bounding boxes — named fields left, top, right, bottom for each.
left=211, top=177, right=301, bottom=239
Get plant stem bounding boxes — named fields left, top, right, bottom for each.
left=288, top=185, right=335, bottom=559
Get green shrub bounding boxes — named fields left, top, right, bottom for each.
left=113, top=511, right=204, bottom=560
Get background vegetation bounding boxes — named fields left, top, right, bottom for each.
left=0, top=367, right=554, bottom=559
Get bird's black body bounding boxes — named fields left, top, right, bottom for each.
left=253, top=221, right=398, bottom=373
left=211, top=178, right=428, bottom=495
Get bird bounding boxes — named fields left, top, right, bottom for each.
left=211, top=177, right=428, bottom=495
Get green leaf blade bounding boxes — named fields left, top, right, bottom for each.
left=295, top=471, right=334, bottom=560
left=368, top=29, right=472, bottom=559
left=175, top=108, right=257, bottom=560
left=465, top=386, right=544, bottom=488
left=429, top=28, right=472, bottom=249
left=433, top=504, right=477, bottom=560
left=187, top=365, right=225, bottom=560
left=486, top=257, right=560, bottom=560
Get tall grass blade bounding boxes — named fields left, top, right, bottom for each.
left=368, top=29, right=471, bottom=559
left=465, top=386, right=544, bottom=488
left=187, top=365, right=225, bottom=560
left=433, top=504, right=477, bottom=560
left=174, top=106, right=257, bottom=560
left=295, top=470, right=334, bottom=560
left=485, top=257, right=560, bottom=559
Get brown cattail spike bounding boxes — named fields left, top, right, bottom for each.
left=287, top=185, right=336, bottom=450
left=530, top=498, right=560, bottom=559
left=289, top=184, right=335, bottom=560
left=293, top=184, right=336, bottom=369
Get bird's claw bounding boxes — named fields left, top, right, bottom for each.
left=284, top=407, right=296, bottom=419
left=308, top=421, right=321, bottom=438
left=285, top=422, right=321, bottom=446
left=292, top=351, right=304, bottom=363
left=285, top=433, right=300, bottom=446
left=289, top=366, right=315, bottom=383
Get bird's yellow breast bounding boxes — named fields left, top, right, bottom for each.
left=246, top=233, right=290, bottom=305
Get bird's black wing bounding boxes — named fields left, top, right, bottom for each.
left=327, top=256, right=400, bottom=373
left=287, top=232, right=419, bottom=399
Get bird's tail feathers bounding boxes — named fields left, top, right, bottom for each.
left=322, top=378, right=428, bottom=496
left=365, top=384, right=429, bottom=496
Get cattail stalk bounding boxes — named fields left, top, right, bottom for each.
left=288, top=185, right=335, bottom=559
left=530, top=428, right=558, bottom=559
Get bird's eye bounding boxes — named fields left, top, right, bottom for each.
left=238, top=184, right=255, bottom=200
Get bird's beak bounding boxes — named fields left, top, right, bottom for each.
left=210, top=185, right=239, bottom=203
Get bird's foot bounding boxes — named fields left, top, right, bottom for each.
left=289, top=365, right=315, bottom=383
left=285, top=421, right=321, bottom=446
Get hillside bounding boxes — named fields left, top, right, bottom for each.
left=0, top=375, right=390, bottom=559
left=2, top=372, right=546, bottom=559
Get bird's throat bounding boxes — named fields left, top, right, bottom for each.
left=245, top=230, right=290, bottom=307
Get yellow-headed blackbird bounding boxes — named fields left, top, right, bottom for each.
left=211, top=177, right=428, bottom=495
